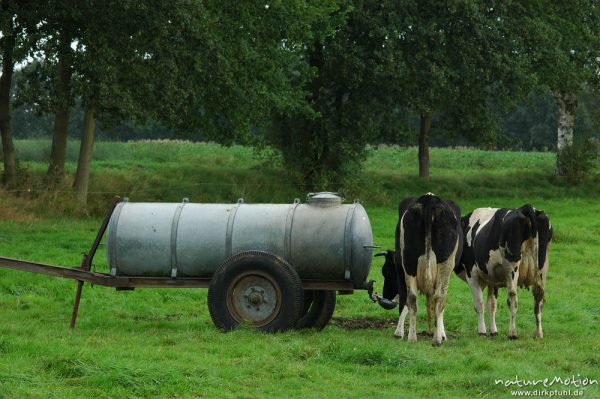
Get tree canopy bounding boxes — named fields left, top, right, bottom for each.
left=1, top=0, right=600, bottom=196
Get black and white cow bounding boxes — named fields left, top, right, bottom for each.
left=377, top=193, right=463, bottom=346
left=455, top=205, right=553, bottom=339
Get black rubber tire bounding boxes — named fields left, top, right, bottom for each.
left=295, top=290, right=336, bottom=330
left=208, top=251, right=303, bottom=333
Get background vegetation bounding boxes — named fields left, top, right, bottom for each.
left=1, top=139, right=598, bottom=216
left=1, top=1, right=599, bottom=201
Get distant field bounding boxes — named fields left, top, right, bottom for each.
left=2, top=139, right=599, bottom=215
left=0, top=140, right=599, bottom=398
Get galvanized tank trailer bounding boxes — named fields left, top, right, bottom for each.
left=0, top=193, right=379, bottom=332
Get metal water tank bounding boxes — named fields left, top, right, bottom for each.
left=106, top=193, right=373, bottom=288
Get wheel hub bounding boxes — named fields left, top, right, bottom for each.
left=246, top=288, right=266, bottom=308
left=226, top=271, right=281, bottom=326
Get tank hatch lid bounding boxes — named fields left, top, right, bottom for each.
left=306, top=192, right=344, bottom=207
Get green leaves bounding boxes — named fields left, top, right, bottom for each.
left=11, top=0, right=338, bottom=143
left=5, top=0, right=600, bottom=185
left=521, top=0, right=600, bottom=94
left=269, top=0, right=535, bottom=184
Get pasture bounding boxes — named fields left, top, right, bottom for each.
left=0, top=140, right=599, bottom=398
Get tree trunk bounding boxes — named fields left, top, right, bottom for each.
left=418, top=114, right=431, bottom=178
left=46, top=29, right=73, bottom=184
left=554, top=92, right=578, bottom=176
left=0, top=23, right=17, bottom=187
left=73, top=109, right=96, bottom=205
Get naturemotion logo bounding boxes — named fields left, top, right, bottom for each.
left=495, top=375, right=598, bottom=389
left=494, top=375, right=598, bottom=397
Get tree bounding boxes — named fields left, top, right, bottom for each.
left=70, top=1, right=145, bottom=204
left=384, top=1, right=539, bottom=178
left=0, top=1, right=18, bottom=187
left=524, top=1, right=600, bottom=174
left=34, top=1, right=80, bottom=183
left=0, top=0, right=42, bottom=187
left=76, top=0, right=340, bottom=203
left=141, top=1, right=340, bottom=144
left=15, top=1, right=338, bottom=203
left=0, top=0, right=38, bottom=187
left=10, top=1, right=80, bottom=184
left=46, top=23, right=75, bottom=183
left=269, top=1, right=543, bottom=184
left=72, top=109, right=94, bottom=203
left=268, top=1, right=410, bottom=188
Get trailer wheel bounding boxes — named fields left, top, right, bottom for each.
left=295, top=290, right=336, bottom=330
left=208, top=251, right=303, bottom=333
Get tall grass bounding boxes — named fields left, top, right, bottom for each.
left=1, top=140, right=599, bottom=219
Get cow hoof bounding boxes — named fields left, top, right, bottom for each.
left=489, top=332, right=498, bottom=337
left=508, top=335, right=518, bottom=340
left=394, top=334, right=404, bottom=340
left=478, top=333, right=487, bottom=337
left=534, top=334, right=543, bottom=340
left=432, top=341, right=442, bottom=347
left=408, top=336, right=417, bottom=343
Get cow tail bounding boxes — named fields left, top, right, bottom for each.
left=520, top=204, right=539, bottom=273
left=394, top=222, right=408, bottom=312
left=520, top=204, right=538, bottom=238
left=423, top=197, right=435, bottom=291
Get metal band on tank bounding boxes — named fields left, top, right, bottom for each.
left=225, top=198, right=244, bottom=257
left=284, top=199, right=301, bottom=261
left=343, top=201, right=359, bottom=280
left=170, top=198, right=189, bottom=279
left=108, top=200, right=127, bottom=277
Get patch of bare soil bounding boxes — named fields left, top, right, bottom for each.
left=127, top=312, right=201, bottom=322
left=330, top=317, right=456, bottom=339
left=330, top=317, right=397, bottom=330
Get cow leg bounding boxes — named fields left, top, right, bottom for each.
left=432, top=292, right=447, bottom=346
left=405, top=276, right=418, bottom=342
left=533, top=246, right=549, bottom=340
left=533, top=273, right=545, bottom=339
left=487, top=286, right=498, bottom=336
left=426, top=294, right=434, bottom=336
left=506, top=263, right=519, bottom=339
left=533, top=283, right=544, bottom=339
left=432, top=259, right=453, bottom=346
left=394, top=305, right=408, bottom=338
left=438, top=308, right=447, bottom=342
left=467, top=275, right=486, bottom=335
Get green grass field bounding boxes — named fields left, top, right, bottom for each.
left=0, top=140, right=599, bottom=398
